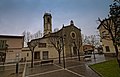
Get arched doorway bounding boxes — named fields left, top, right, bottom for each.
left=73, top=46, right=77, bottom=56
left=71, top=42, right=77, bottom=56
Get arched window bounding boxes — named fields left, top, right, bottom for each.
left=47, top=18, right=50, bottom=23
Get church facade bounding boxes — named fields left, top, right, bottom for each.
left=25, top=13, right=83, bottom=61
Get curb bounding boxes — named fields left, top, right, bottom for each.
left=88, top=65, right=103, bottom=77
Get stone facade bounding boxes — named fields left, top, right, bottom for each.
left=27, top=13, right=83, bottom=61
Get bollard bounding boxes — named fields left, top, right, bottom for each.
left=16, top=62, right=19, bottom=74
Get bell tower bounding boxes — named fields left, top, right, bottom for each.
left=43, top=13, right=52, bottom=35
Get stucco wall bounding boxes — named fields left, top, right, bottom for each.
left=0, top=36, right=24, bottom=63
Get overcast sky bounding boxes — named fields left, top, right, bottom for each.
left=0, top=0, right=113, bottom=36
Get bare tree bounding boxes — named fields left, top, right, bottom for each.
left=49, top=35, right=62, bottom=64
left=98, top=0, right=120, bottom=67
left=89, top=35, right=100, bottom=59
left=114, top=0, right=120, bottom=3
left=89, top=35, right=100, bottom=47
left=22, top=31, right=31, bottom=47
left=27, top=40, right=38, bottom=68
left=82, top=35, right=91, bottom=45
left=23, top=30, right=42, bottom=67
left=83, top=35, right=100, bottom=46
left=82, top=35, right=100, bottom=59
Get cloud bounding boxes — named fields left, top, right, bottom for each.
left=0, top=0, right=113, bottom=36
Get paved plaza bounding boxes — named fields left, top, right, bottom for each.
left=0, top=64, right=24, bottom=77
left=25, top=59, right=100, bottom=77
left=0, top=54, right=112, bottom=77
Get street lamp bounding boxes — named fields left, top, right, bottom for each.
left=60, top=36, right=65, bottom=69
left=16, top=53, right=19, bottom=74
left=76, top=38, right=81, bottom=61
left=93, top=47, right=96, bottom=59
left=60, top=34, right=66, bottom=69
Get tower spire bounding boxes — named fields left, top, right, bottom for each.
left=43, top=12, right=52, bottom=35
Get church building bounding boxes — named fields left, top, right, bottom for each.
left=26, top=13, right=83, bottom=61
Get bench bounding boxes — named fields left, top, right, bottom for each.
left=40, top=60, right=53, bottom=65
left=84, top=55, right=91, bottom=61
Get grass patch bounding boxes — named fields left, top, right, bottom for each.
left=90, top=59, right=120, bottom=77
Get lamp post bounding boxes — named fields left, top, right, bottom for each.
left=61, top=36, right=65, bottom=69
left=92, top=46, right=96, bottom=60
left=78, top=38, right=81, bottom=61
left=78, top=49, right=80, bottom=61
left=16, top=53, right=19, bottom=74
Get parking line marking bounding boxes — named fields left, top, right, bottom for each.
left=53, top=63, right=85, bottom=77
left=67, top=64, right=84, bottom=69
left=53, top=63, right=64, bottom=69
left=65, top=69, right=85, bottom=77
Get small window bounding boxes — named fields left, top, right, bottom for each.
left=9, top=50, right=13, bottom=52
left=47, top=18, right=50, bottom=23
left=105, top=46, right=110, bottom=52
left=102, top=31, right=106, bottom=37
left=27, top=53, right=29, bottom=57
left=43, top=51, right=48, bottom=60
left=72, top=33, right=75, bottom=38
left=0, top=40, right=7, bottom=49
left=38, top=43, right=46, bottom=48
left=70, top=31, right=76, bottom=39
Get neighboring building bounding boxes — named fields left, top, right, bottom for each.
left=0, top=35, right=24, bottom=63
left=97, top=19, right=120, bottom=57
left=83, top=45, right=94, bottom=54
left=26, top=13, right=83, bottom=61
